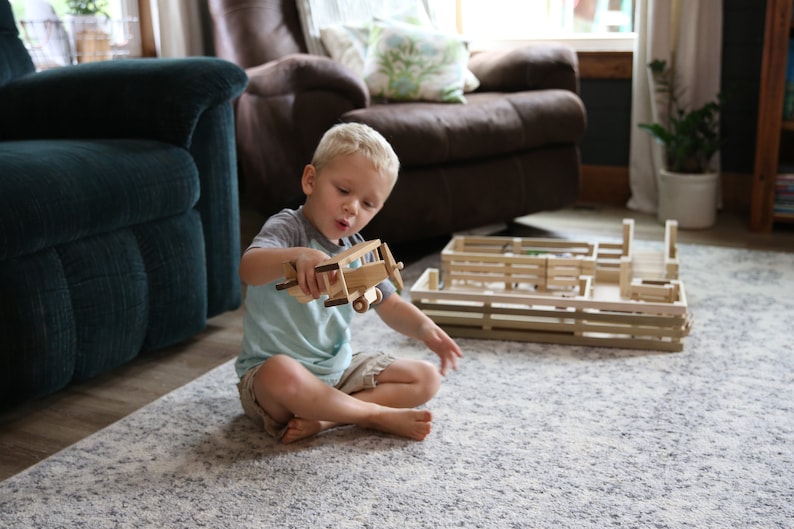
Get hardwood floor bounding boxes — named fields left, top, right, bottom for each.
left=513, top=205, right=794, bottom=252
left=1, top=204, right=792, bottom=481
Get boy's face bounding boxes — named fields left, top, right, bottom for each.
left=301, top=153, right=393, bottom=243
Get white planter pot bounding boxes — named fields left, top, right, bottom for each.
left=657, top=169, right=719, bottom=229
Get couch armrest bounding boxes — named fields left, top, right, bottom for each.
left=468, top=45, right=579, bottom=94
left=234, top=53, right=370, bottom=215
left=245, top=53, right=369, bottom=108
left=0, top=57, right=248, bottom=148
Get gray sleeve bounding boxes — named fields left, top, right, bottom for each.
left=377, top=276, right=398, bottom=300
left=246, top=209, right=308, bottom=251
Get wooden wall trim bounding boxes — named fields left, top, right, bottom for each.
left=137, top=0, right=157, bottom=57
left=578, top=51, right=633, bottom=80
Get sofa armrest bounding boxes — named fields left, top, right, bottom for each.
left=245, top=53, right=369, bottom=108
left=0, top=57, right=248, bottom=148
left=234, top=53, right=370, bottom=215
left=468, top=45, right=579, bottom=94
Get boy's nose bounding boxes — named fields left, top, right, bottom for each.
left=344, top=199, right=359, bottom=215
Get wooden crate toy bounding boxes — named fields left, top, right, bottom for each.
left=410, top=219, right=692, bottom=352
left=276, top=239, right=404, bottom=313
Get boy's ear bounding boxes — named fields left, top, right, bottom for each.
left=301, top=165, right=316, bottom=195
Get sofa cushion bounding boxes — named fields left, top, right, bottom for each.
left=0, top=211, right=208, bottom=405
left=341, top=89, right=586, bottom=166
left=0, top=139, right=199, bottom=260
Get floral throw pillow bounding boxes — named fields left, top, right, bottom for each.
left=363, top=21, right=469, bottom=103
left=320, top=23, right=371, bottom=76
left=320, top=16, right=480, bottom=94
left=319, top=4, right=433, bottom=77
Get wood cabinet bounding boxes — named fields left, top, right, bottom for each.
left=751, top=0, right=794, bottom=231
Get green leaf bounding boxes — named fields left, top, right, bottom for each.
left=637, top=59, right=729, bottom=173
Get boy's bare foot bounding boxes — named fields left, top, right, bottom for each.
left=282, top=409, right=433, bottom=443
left=282, top=417, right=337, bottom=444
left=364, top=408, right=433, bottom=441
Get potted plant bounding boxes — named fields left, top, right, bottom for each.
left=639, top=59, right=727, bottom=228
left=64, top=0, right=111, bottom=64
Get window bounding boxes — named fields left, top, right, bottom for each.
left=11, top=0, right=136, bottom=19
left=451, top=0, right=635, bottom=52
left=11, top=0, right=141, bottom=69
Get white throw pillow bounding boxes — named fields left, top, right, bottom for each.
left=362, top=20, right=469, bottom=103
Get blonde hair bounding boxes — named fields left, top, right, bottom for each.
left=312, top=123, right=400, bottom=189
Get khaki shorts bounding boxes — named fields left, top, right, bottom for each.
left=236, top=351, right=396, bottom=439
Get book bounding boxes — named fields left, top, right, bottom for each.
left=774, top=171, right=794, bottom=214
left=774, top=172, right=794, bottom=208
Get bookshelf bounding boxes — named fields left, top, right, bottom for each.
left=751, top=0, right=794, bottom=231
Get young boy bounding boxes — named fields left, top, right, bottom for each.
left=236, top=123, right=463, bottom=444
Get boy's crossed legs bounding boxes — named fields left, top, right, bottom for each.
left=239, top=353, right=441, bottom=443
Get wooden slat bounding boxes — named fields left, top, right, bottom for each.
left=411, top=282, right=688, bottom=315
left=412, top=301, right=690, bottom=329
left=438, top=325, right=685, bottom=353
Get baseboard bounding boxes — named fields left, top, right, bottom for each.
left=579, top=165, right=753, bottom=213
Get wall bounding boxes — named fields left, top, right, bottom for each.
left=721, top=0, right=766, bottom=174
left=579, top=78, right=632, bottom=167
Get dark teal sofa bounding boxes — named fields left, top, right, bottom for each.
left=0, top=1, right=248, bottom=407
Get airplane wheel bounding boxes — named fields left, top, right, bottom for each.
left=353, top=297, right=369, bottom=313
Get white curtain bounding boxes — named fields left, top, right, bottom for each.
left=627, top=0, right=723, bottom=214
left=148, top=0, right=204, bottom=57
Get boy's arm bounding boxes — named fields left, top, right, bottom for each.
left=239, top=246, right=332, bottom=299
left=375, top=295, right=463, bottom=376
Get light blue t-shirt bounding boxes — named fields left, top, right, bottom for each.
left=235, top=207, right=395, bottom=385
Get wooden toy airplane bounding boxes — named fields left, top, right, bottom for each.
left=276, top=239, right=404, bottom=313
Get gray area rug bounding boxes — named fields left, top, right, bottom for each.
left=1, top=242, right=793, bottom=528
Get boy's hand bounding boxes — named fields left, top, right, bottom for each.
left=294, top=249, right=333, bottom=299
left=375, top=295, right=463, bottom=375
left=420, top=322, right=463, bottom=376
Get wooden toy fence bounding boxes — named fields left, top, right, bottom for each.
left=410, top=219, right=692, bottom=352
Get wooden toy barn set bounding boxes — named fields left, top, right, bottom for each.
left=408, top=219, right=693, bottom=352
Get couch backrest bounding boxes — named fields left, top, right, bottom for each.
left=208, top=0, right=307, bottom=69
left=0, top=0, right=35, bottom=87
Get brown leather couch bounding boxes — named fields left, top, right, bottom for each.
left=209, top=0, right=587, bottom=244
